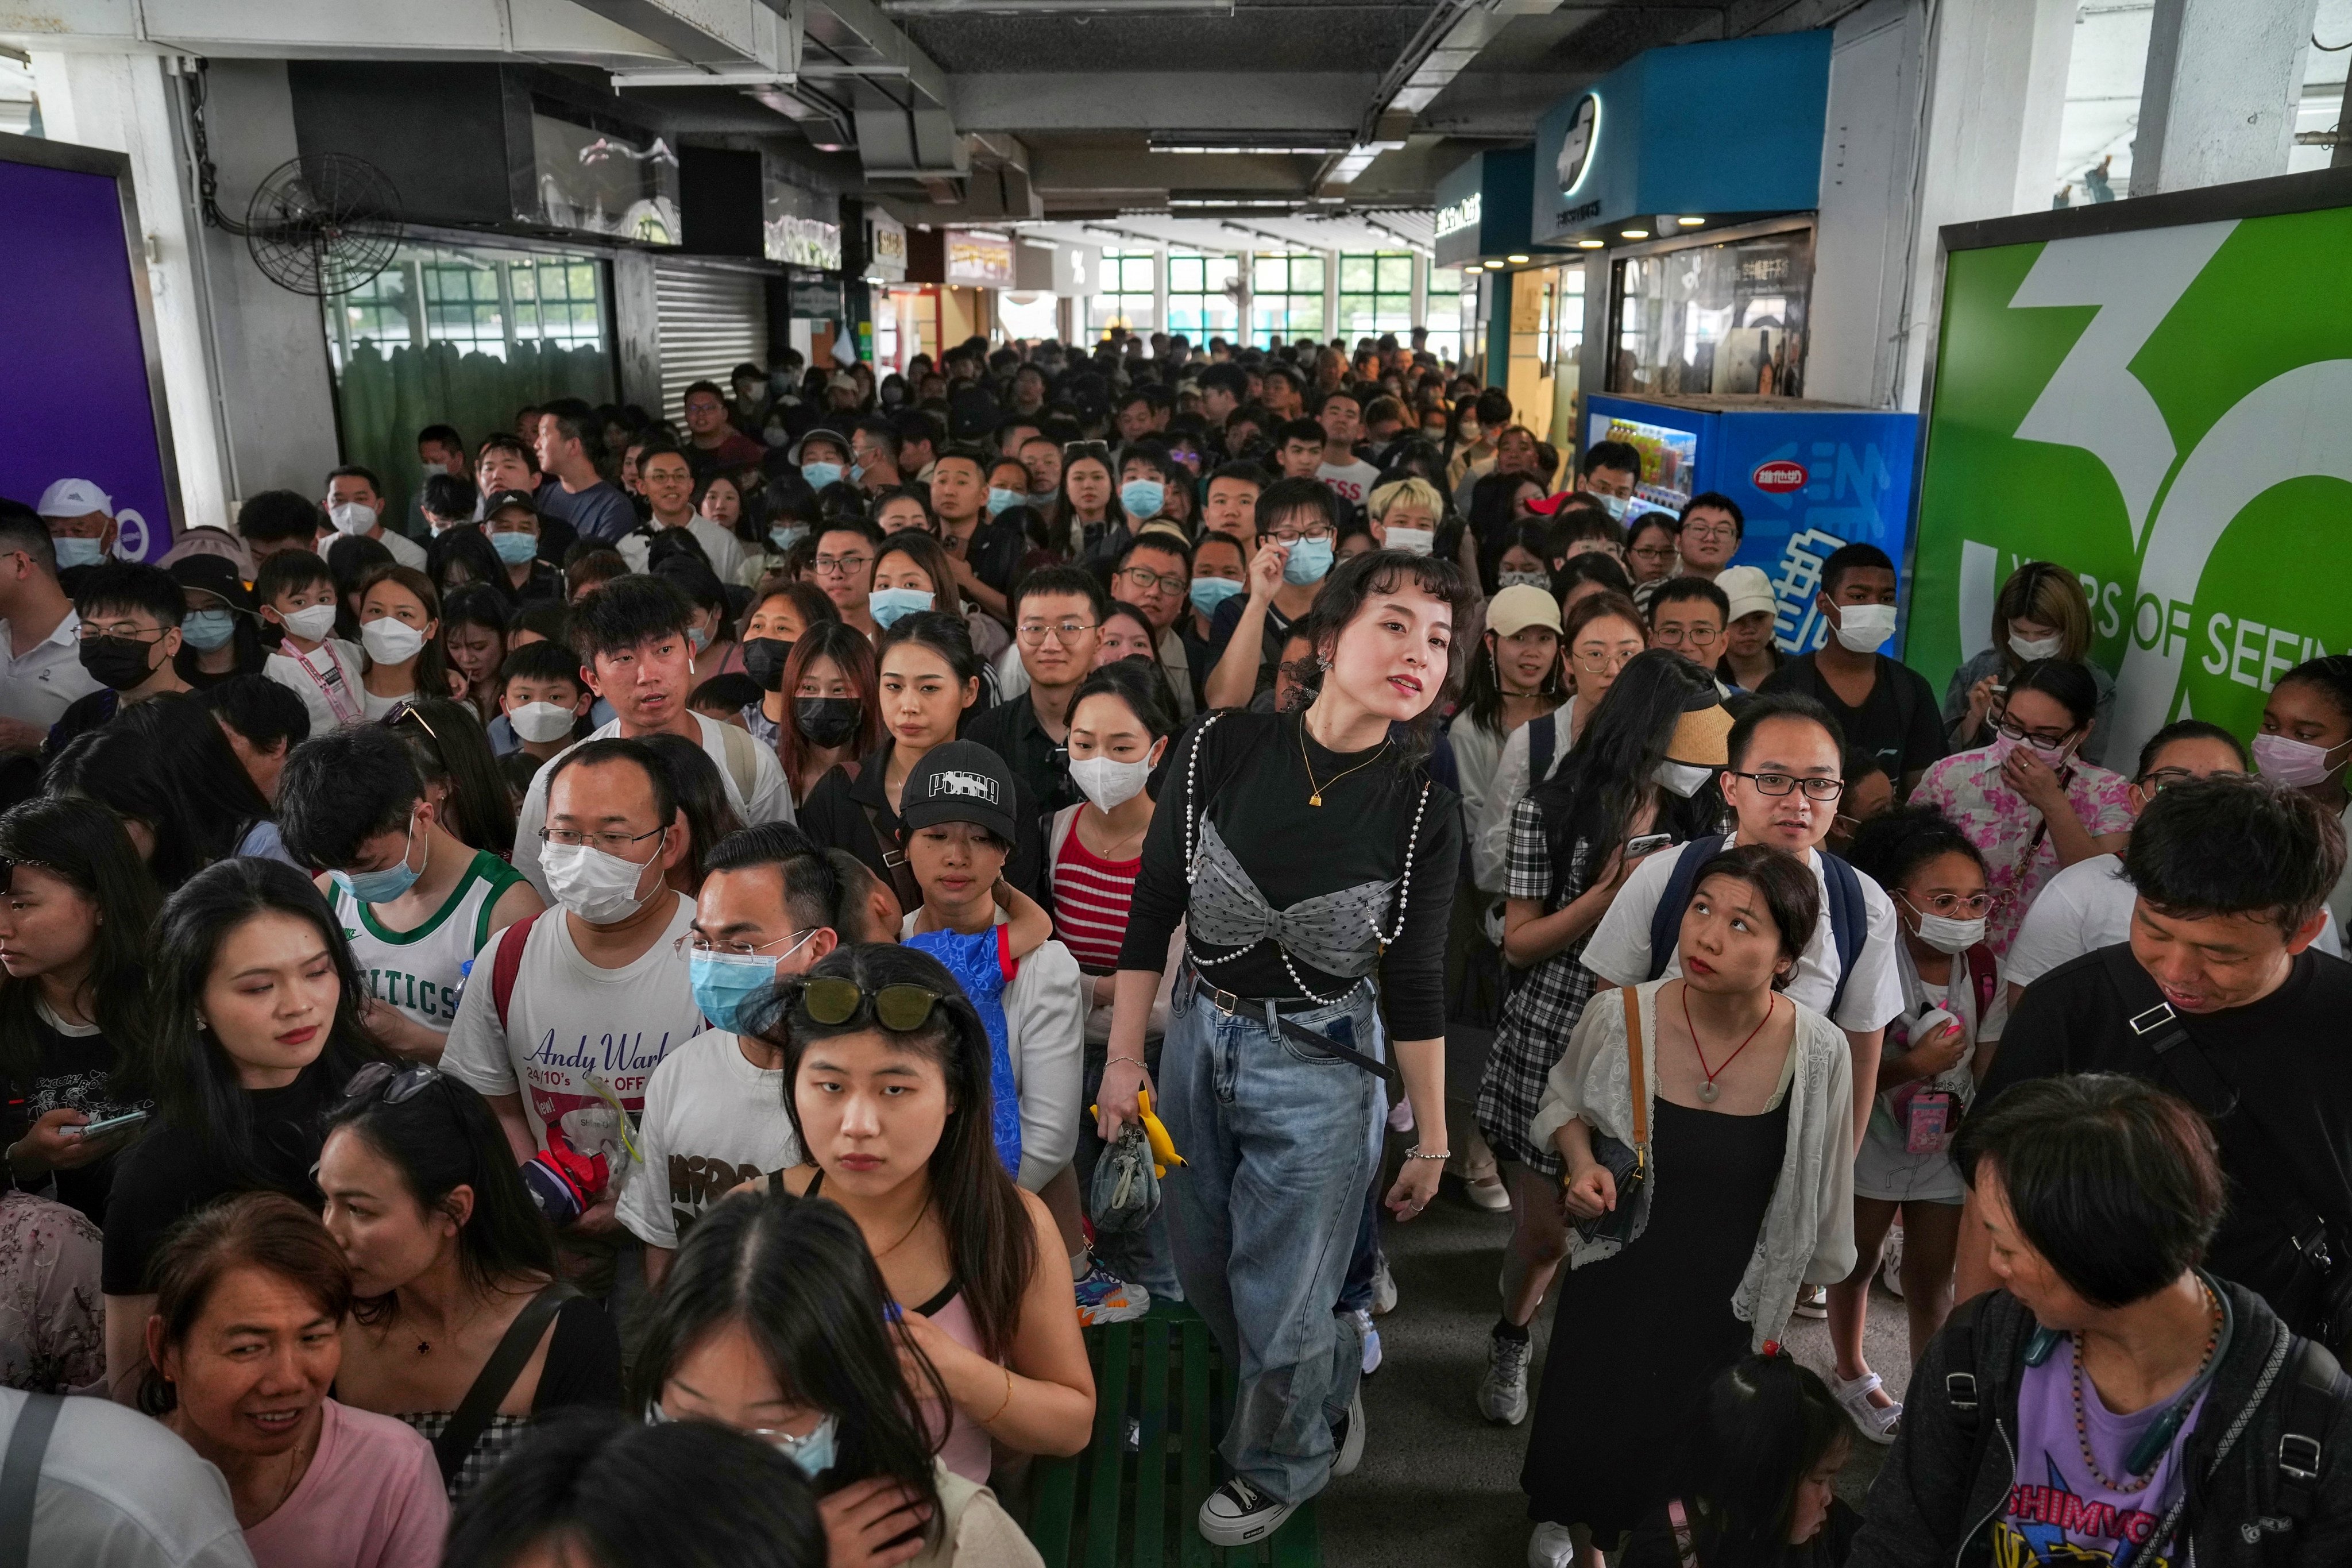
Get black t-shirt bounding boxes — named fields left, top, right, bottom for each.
left=1980, top=947, right=2352, bottom=1333
left=962, top=695, right=1075, bottom=822
left=1119, top=709, right=1462, bottom=1038
left=948, top=514, right=1028, bottom=601
left=101, top=1060, right=341, bottom=1295
left=42, top=689, right=118, bottom=760
left=3, top=1010, right=145, bottom=1227
left=1759, top=652, right=1946, bottom=782
left=1207, top=597, right=1297, bottom=701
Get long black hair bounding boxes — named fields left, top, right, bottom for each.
left=389, top=698, right=517, bottom=855
left=45, top=692, right=273, bottom=891
left=1662, top=1350, right=1848, bottom=1568
left=145, top=858, right=390, bottom=1181
left=641, top=731, right=747, bottom=889
left=1462, top=607, right=1567, bottom=739
left=631, top=1191, right=945, bottom=1544
left=321, top=1067, right=556, bottom=1318
left=0, top=795, right=160, bottom=1092
left=1301, top=548, right=1477, bottom=767
left=748, top=943, right=1037, bottom=1360
left=1528, top=650, right=1724, bottom=904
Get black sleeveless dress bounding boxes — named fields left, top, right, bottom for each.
left=1520, top=1094, right=1792, bottom=1543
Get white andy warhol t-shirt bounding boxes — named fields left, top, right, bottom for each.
left=441, top=894, right=700, bottom=1191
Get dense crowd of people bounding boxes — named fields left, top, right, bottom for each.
left=0, top=323, right=2347, bottom=1567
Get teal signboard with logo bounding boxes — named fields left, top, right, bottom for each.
left=1909, top=168, right=2352, bottom=766
left=1434, top=146, right=1532, bottom=268
left=1530, top=32, right=1831, bottom=246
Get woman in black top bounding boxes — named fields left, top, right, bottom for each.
left=101, top=856, right=392, bottom=1395
left=1099, top=549, right=1470, bottom=1547
left=0, top=796, right=159, bottom=1227
left=47, top=692, right=288, bottom=890
left=319, top=1061, right=623, bottom=1499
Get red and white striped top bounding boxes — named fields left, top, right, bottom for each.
left=1052, top=818, right=1142, bottom=973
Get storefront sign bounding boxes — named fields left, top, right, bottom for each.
left=1435, top=191, right=1481, bottom=241
left=531, top=112, right=679, bottom=244
left=1910, top=174, right=2352, bottom=766
left=790, top=275, right=844, bottom=327
left=944, top=229, right=1014, bottom=288
left=1556, top=95, right=1599, bottom=196
left=1434, top=147, right=1531, bottom=269
left=866, top=209, right=907, bottom=282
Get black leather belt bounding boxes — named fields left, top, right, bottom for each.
left=1187, top=971, right=1397, bottom=1087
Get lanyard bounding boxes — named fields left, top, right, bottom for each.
left=283, top=639, right=363, bottom=726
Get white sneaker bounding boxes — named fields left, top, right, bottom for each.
left=1371, top=1257, right=1399, bottom=1316
left=1331, top=1388, right=1366, bottom=1477
left=1199, top=1476, right=1295, bottom=1547
left=1527, top=1520, right=1578, bottom=1568
left=1793, top=1282, right=1828, bottom=1318
left=1355, top=1308, right=1383, bottom=1376
left=1830, top=1368, right=1903, bottom=1445
left=1478, top=1328, right=1532, bottom=1425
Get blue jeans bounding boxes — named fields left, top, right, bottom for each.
left=1160, top=975, right=1384, bottom=1503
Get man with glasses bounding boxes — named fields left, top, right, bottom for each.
left=966, top=567, right=1105, bottom=813
left=679, top=379, right=766, bottom=486
left=1646, top=576, right=1730, bottom=680
left=810, top=520, right=882, bottom=640
left=1585, top=692, right=1906, bottom=1145
left=2002, top=720, right=2343, bottom=1009
left=621, top=822, right=843, bottom=1288
left=1674, top=492, right=1744, bottom=582
left=0, top=500, right=103, bottom=756
left=1203, top=478, right=1341, bottom=710
left=1760, top=542, right=1947, bottom=797
left=44, top=561, right=192, bottom=756
left=1109, top=532, right=1199, bottom=719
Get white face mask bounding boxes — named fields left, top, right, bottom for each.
left=276, top=604, right=340, bottom=643
left=540, top=837, right=662, bottom=925
left=328, top=500, right=378, bottom=537
left=1830, top=603, right=1897, bottom=654
left=1384, top=526, right=1434, bottom=557
left=509, top=700, right=577, bottom=744
left=361, top=617, right=427, bottom=665
left=2008, top=631, right=2064, bottom=662
left=1497, top=569, right=1551, bottom=591
left=1655, top=759, right=1714, bottom=798
left=1069, top=755, right=1152, bottom=813
left=1910, top=906, right=1987, bottom=955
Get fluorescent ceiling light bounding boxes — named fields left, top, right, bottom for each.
left=1678, top=215, right=1706, bottom=227
left=1575, top=239, right=1605, bottom=249
left=1168, top=198, right=1297, bottom=209
left=887, top=0, right=1232, bottom=11
left=1505, top=253, right=1530, bottom=263
left=1620, top=228, right=1650, bottom=240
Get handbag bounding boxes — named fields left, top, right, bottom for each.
left=1574, top=987, right=1650, bottom=1245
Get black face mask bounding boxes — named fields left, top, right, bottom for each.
left=78, top=634, right=160, bottom=692
left=794, top=696, right=863, bottom=750
left=742, top=638, right=794, bottom=692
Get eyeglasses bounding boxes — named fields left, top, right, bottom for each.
left=1017, top=618, right=1096, bottom=646
left=1116, top=566, right=1187, bottom=596
left=1990, top=710, right=2078, bottom=749
left=1268, top=523, right=1336, bottom=544
left=1570, top=648, right=1639, bottom=676
left=1629, top=544, right=1679, bottom=565
left=75, top=621, right=166, bottom=643
left=539, top=824, right=666, bottom=855
left=1901, top=890, right=2003, bottom=920
left=677, top=928, right=820, bottom=961
left=812, top=554, right=872, bottom=578
left=1654, top=625, right=1721, bottom=648
left=1726, top=770, right=1846, bottom=802
left=801, top=976, right=949, bottom=1032
left=1681, top=520, right=1736, bottom=540
left=338, top=1061, right=443, bottom=1109
left=2137, top=767, right=2196, bottom=793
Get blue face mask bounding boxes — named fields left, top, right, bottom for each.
left=181, top=609, right=237, bottom=651
left=331, top=814, right=422, bottom=906
left=774, top=1412, right=839, bottom=1480
left=689, top=949, right=780, bottom=1036
left=769, top=523, right=809, bottom=553
left=1119, top=480, right=1166, bottom=519
left=986, top=487, right=1024, bottom=517
left=848, top=461, right=867, bottom=486
left=53, top=537, right=106, bottom=570
left=1189, top=576, right=1247, bottom=616
left=490, top=530, right=539, bottom=566
left=802, top=461, right=844, bottom=491
left=1281, top=536, right=1334, bottom=586
left=869, top=588, right=935, bottom=628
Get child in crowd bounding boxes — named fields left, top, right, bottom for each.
left=491, top=640, right=592, bottom=761
left=257, top=549, right=367, bottom=734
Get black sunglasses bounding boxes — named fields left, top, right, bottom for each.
left=339, top=1061, right=442, bottom=1109
left=801, top=976, right=949, bottom=1033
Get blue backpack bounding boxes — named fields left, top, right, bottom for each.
left=1643, top=833, right=1869, bottom=1018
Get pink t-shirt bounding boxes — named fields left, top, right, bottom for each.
left=242, top=1399, right=450, bottom=1568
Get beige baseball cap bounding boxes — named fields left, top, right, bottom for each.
left=1485, top=583, right=1562, bottom=639
left=1716, top=565, right=1775, bottom=624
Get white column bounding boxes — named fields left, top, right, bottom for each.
left=2134, top=0, right=2320, bottom=194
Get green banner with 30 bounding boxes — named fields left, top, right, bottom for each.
left=1909, top=202, right=2352, bottom=766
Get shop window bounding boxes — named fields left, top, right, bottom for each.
left=1609, top=227, right=1812, bottom=398
left=1249, top=253, right=1324, bottom=347
left=1088, top=252, right=1157, bottom=337
left=1336, top=252, right=1414, bottom=343
left=325, top=240, right=615, bottom=528
left=1424, top=265, right=1465, bottom=365
left=1167, top=252, right=1239, bottom=341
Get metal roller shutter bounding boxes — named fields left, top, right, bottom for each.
left=653, top=260, right=768, bottom=418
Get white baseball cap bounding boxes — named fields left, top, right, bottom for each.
left=1717, top=565, right=1775, bottom=624
left=37, top=478, right=113, bottom=519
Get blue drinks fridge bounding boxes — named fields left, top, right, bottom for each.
left=1585, top=393, right=1920, bottom=656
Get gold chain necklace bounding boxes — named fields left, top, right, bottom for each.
left=1298, top=720, right=1389, bottom=808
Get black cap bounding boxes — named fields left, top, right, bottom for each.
left=483, top=488, right=539, bottom=519
left=166, top=550, right=253, bottom=609
left=898, top=740, right=1019, bottom=844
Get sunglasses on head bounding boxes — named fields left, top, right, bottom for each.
left=801, top=976, right=950, bottom=1033
left=339, top=1061, right=443, bottom=1109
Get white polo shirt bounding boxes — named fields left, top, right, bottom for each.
left=0, top=608, right=103, bottom=732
